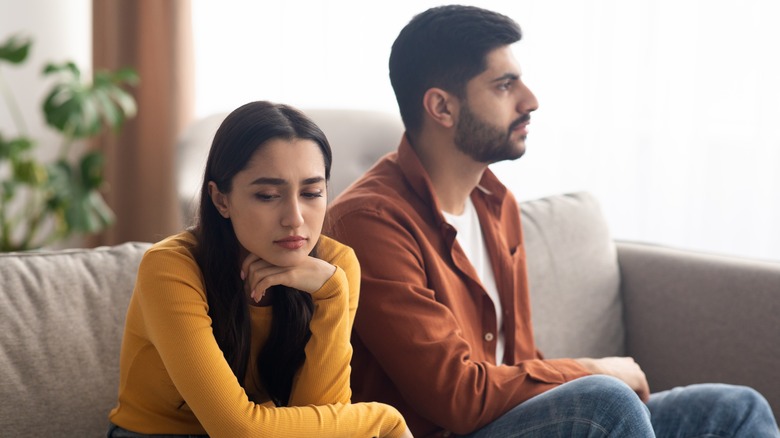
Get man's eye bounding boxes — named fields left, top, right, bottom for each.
left=499, top=81, right=512, bottom=90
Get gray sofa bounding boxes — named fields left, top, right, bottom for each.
left=3, top=193, right=779, bottom=437
left=2, top=110, right=779, bottom=437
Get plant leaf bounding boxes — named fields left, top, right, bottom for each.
left=41, top=63, right=138, bottom=139
left=12, top=159, right=47, bottom=185
left=64, top=187, right=114, bottom=233
left=43, top=61, right=80, bottom=80
left=112, top=67, right=140, bottom=85
left=93, top=88, right=123, bottom=129
left=0, top=135, right=35, bottom=160
left=0, top=34, right=32, bottom=64
left=44, top=160, right=74, bottom=208
left=79, top=150, right=104, bottom=190
left=1, top=180, right=16, bottom=201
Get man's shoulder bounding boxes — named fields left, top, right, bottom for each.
left=329, top=154, right=410, bottom=216
left=324, top=161, right=430, bottom=246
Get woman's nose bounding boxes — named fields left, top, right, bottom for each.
left=281, top=198, right=304, bottom=228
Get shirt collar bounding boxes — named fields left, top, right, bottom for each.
left=397, top=134, right=509, bottom=222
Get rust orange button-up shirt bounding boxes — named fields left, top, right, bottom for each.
left=324, top=137, right=590, bottom=438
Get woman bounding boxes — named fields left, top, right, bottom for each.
left=108, top=101, right=411, bottom=437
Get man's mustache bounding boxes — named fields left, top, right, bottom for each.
left=508, top=114, right=531, bottom=132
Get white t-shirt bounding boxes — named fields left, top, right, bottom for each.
left=442, top=197, right=505, bottom=364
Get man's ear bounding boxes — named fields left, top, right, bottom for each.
left=422, top=87, right=458, bottom=129
left=208, top=181, right=230, bottom=218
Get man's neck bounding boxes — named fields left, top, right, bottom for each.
left=409, top=131, right=487, bottom=215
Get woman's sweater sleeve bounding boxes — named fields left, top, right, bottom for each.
left=136, top=245, right=405, bottom=437
left=289, top=242, right=361, bottom=406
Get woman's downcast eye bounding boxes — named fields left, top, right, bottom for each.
left=254, top=193, right=279, bottom=201
left=302, top=191, right=324, bottom=199
left=253, top=191, right=323, bottom=201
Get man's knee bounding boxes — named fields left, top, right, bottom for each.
left=554, top=374, right=650, bottom=425
left=710, top=384, right=776, bottom=423
left=681, top=383, right=771, bottom=414
left=568, top=375, right=643, bottom=406
left=648, top=384, right=779, bottom=437
left=723, top=385, right=771, bottom=409
left=544, top=375, right=653, bottom=436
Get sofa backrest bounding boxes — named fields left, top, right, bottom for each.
left=0, top=242, right=151, bottom=437
left=520, top=192, right=626, bottom=359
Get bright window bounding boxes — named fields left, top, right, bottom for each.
left=193, top=0, right=780, bottom=261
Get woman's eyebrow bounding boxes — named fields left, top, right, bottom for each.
left=302, top=176, right=326, bottom=185
left=250, top=177, right=286, bottom=186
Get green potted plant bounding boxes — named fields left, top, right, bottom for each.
left=0, top=34, right=138, bottom=252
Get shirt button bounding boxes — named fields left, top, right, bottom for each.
left=484, top=332, right=495, bottom=342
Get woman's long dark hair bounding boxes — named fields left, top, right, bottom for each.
left=190, top=101, right=332, bottom=406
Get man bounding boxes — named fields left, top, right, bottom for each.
left=324, top=5, right=779, bottom=438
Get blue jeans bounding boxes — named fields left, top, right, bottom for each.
left=462, top=375, right=779, bottom=437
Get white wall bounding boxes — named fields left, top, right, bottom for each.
left=0, top=0, right=91, bottom=161
left=194, top=0, right=780, bottom=262
left=4, top=1, right=777, bottom=262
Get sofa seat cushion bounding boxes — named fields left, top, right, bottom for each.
left=0, top=242, right=151, bottom=437
left=520, top=192, right=625, bottom=358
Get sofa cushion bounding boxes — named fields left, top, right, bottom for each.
left=0, top=242, right=151, bottom=437
left=520, top=192, right=625, bottom=359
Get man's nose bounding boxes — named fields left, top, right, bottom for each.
left=517, top=82, right=539, bottom=114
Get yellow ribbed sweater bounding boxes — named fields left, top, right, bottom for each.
left=108, top=232, right=407, bottom=437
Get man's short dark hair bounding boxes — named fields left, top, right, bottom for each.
left=389, top=5, right=522, bottom=134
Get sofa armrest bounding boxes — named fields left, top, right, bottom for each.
left=617, top=241, right=780, bottom=416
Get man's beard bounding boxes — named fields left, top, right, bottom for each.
left=454, top=103, right=529, bottom=164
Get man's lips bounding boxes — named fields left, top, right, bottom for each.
left=274, top=236, right=307, bottom=250
left=510, top=115, right=531, bottom=134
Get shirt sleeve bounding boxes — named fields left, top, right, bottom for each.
left=328, top=207, right=591, bottom=435
left=289, top=243, right=361, bottom=406
left=135, top=246, right=406, bottom=437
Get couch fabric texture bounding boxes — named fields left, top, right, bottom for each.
left=0, top=242, right=150, bottom=437
left=521, top=192, right=624, bottom=359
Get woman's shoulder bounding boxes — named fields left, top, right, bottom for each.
left=140, top=231, right=200, bottom=271
left=145, top=231, right=196, bottom=255
left=317, top=235, right=357, bottom=266
left=135, top=231, right=206, bottom=299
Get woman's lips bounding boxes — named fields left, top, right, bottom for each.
left=274, top=236, right=307, bottom=250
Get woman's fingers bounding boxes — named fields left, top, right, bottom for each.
left=240, top=253, right=336, bottom=301
left=240, top=253, right=271, bottom=280
left=245, top=264, right=288, bottom=302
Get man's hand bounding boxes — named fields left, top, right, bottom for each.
left=241, top=253, right=336, bottom=302
left=574, top=357, right=650, bottom=402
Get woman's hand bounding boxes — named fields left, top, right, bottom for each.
left=241, top=253, right=337, bottom=302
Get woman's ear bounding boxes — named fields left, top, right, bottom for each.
left=422, top=87, right=458, bottom=129
left=208, top=181, right=230, bottom=218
